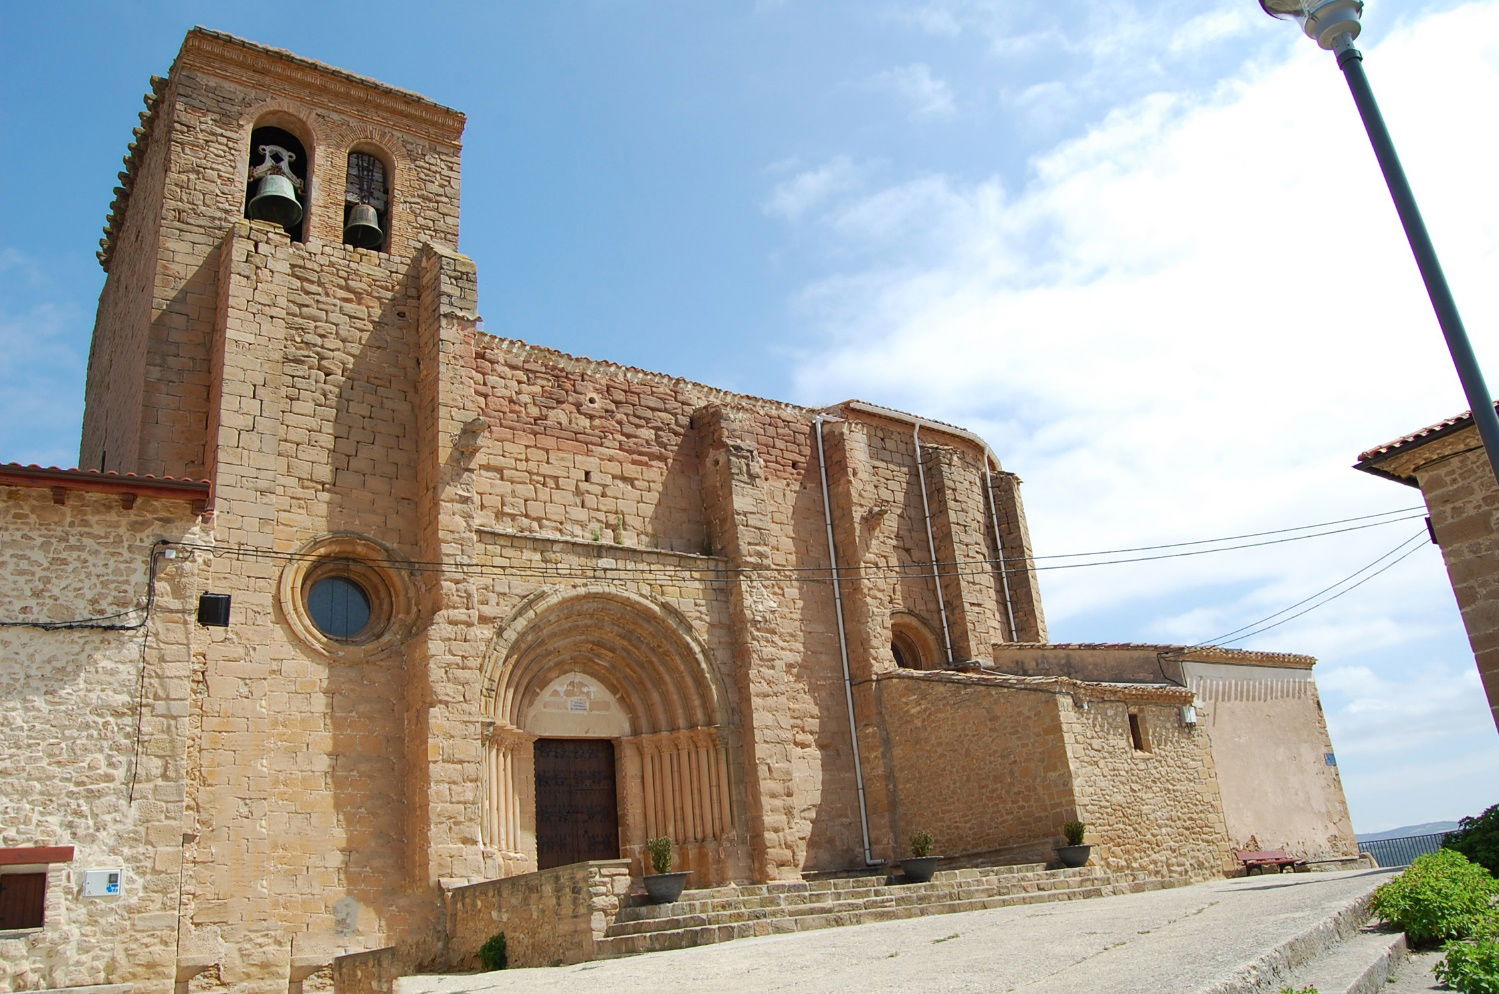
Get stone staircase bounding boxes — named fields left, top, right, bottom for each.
left=597, top=861, right=1189, bottom=958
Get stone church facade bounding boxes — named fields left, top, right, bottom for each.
left=1, top=29, right=1357, bottom=994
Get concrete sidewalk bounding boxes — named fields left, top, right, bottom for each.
left=399, top=867, right=1403, bottom=994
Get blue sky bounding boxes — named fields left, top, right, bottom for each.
left=2, top=1, right=1496, bottom=834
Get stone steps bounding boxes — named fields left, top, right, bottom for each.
left=612, top=862, right=1089, bottom=924
left=597, top=863, right=1189, bottom=958
left=1272, top=923, right=1409, bottom=994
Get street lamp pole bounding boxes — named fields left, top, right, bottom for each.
left=1263, top=0, right=1499, bottom=486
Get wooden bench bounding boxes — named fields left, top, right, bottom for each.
left=1235, top=849, right=1307, bottom=875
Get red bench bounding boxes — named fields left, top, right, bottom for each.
left=1235, top=849, right=1307, bottom=875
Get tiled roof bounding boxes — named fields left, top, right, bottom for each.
left=1356, top=404, right=1497, bottom=464
left=999, top=641, right=1317, bottom=667
left=0, top=463, right=211, bottom=502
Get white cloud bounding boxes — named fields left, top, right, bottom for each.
left=762, top=156, right=861, bottom=221
left=767, top=1, right=1499, bottom=830
left=1169, top=7, right=1255, bottom=53
left=868, top=63, right=958, bottom=119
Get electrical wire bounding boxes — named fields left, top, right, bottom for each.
left=158, top=509, right=1425, bottom=585
left=1193, top=530, right=1428, bottom=647
left=1028, top=505, right=1424, bottom=561
left=1200, top=530, right=1430, bottom=647
left=0, top=541, right=166, bottom=630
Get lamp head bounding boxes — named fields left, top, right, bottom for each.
left=1258, top=0, right=1363, bottom=50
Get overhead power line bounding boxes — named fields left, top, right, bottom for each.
left=1197, top=529, right=1430, bottom=648
left=1029, top=505, right=1424, bottom=561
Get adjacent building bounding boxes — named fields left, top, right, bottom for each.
left=1357, top=407, right=1499, bottom=733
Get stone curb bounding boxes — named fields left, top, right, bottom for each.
left=1197, top=890, right=1377, bottom=994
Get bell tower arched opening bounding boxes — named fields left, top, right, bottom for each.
left=480, top=588, right=738, bottom=883
left=244, top=122, right=310, bottom=242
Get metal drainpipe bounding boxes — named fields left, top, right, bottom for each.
left=981, top=460, right=1020, bottom=643
left=813, top=414, right=878, bottom=866
left=912, top=423, right=956, bottom=668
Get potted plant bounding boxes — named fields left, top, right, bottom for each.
left=901, top=830, right=940, bottom=883
left=1057, top=819, right=1092, bottom=868
left=642, top=836, right=691, bottom=904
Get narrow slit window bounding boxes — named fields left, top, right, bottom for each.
left=1128, top=712, right=1150, bottom=753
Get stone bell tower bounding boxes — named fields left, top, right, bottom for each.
left=74, top=27, right=488, bottom=987
left=80, top=27, right=467, bottom=481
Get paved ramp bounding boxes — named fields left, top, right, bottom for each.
left=400, top=868, right=1403, bottom=994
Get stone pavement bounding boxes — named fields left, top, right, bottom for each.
left=399, top=867, right=1407, bottom=994
left=1383, top=949, right=1446, bottom=993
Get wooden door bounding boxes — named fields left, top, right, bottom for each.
left=534, top=739, right=619, bottom=870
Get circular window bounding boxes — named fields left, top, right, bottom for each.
left=278, top=535, right=415, bottom=659
left=308, top=575, right=373, bottom=640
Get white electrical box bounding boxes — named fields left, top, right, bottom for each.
left=82, top=868, right=123, bottom=897
left=1181, top=705, right=1198, bottom=726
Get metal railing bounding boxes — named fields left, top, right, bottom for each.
left=1360, top=832, right=1451, bottom=868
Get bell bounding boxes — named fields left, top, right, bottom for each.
left=247, top=173, right=303, bottom=228
left=343, top=203, right=383, bottom=249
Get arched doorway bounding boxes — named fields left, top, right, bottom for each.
left=479, top=588, right=739, bottom=882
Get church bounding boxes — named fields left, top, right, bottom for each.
left=0, top=28, right=1358, bottom=994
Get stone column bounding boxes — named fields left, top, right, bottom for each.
left=408, top=243, right=490, bottom=901
left=697, top=404, right=799, bottom=880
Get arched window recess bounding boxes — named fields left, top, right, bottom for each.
left=343, top=149, right=390, bottom=251
left=244, top=125, right=308, bottom=241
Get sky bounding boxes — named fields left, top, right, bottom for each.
left=2, top=1, right=1496, bottom=835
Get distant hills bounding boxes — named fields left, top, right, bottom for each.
left=1356, top=820, right=1460, bottom=842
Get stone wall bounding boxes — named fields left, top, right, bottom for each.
left=1392, top=429, right=1499, bottom=733
left=442, top=860, right=631, bottom=971
left=874, top=671, right=1075, bottom=859
left=175, top=225, right=445, bottom=987
left=0, top=484, right=204, bottom=993
left=1061, top=689, right=1231, bottom=880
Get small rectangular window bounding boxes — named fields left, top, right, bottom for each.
left=0, top=872, right=46, bottom=930
left=1128, top=712, right=1151, bottom=754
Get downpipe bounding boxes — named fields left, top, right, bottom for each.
left=813, top=414, right=878, bottom=866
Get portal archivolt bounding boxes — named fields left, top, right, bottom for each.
left=479, top=587, right=736, bottom=880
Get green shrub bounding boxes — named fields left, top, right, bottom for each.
left=1063, top=820, right=1086, bottom=846
left=1447, top=804, right=1499, bottom=878
left=478, top=932, right=507, bottom=971
left=1435, top=937, right=1499, bottom=994
left=645, top=836, right=674, bottom=875
left=909, top=830, right=934, bottom=858
left=1369, top=849, right=1499, bottom=947
left=1276, top=987, right=1318, bottom=994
